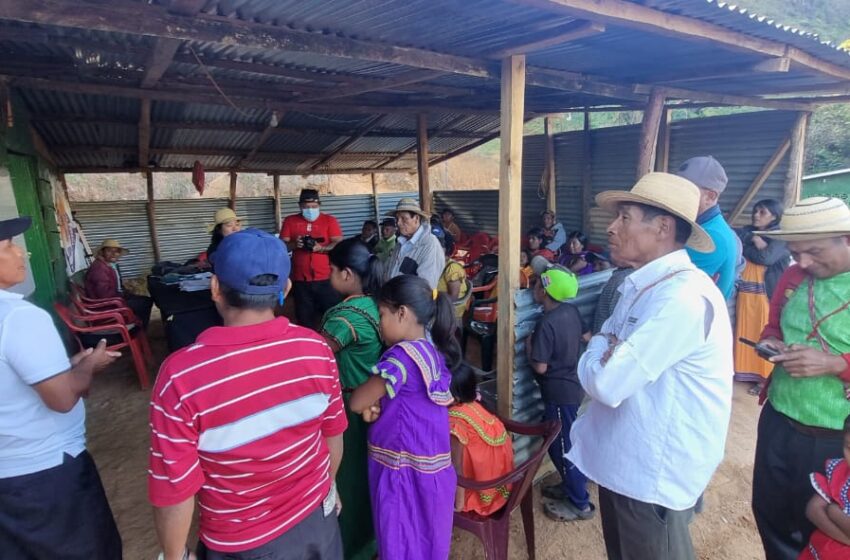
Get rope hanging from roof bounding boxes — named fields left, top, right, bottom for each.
left=188, top=46, right=252, bottom=118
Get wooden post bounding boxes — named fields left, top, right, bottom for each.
left=581, top=111, right=593, bottom=235
left=59, top=173, right=70, bottom=199
left=544, top=116, right=557, bottom=213
left=783, top=112, right=810, bottom=208
left=728, top=137, right=792, bottom=224
left=145, top=171, right=161, bottom=262
left=371, top=173, right=380, bottom=221
left=272, top=173, right=281, bottom=233
left=496, top=55, right=525, bottom=419
left=654, top=107, right=671, bottom=172
left=416, top=113, right=431, bottom=214
left=635, top=88, right=666, bottom=179
left=229, top=171, right=237, bottom=210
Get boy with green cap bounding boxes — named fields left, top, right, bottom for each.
left=527, top=267, right=593, bottom=522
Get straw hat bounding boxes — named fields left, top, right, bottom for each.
left=98, top=239, right=129, bottom=255
left=595, top=172, right=714, bottom=252
left=756, top=197, right=850, bottom=241
left=387, top=197, right=429, bottom=219
left=208, top=207, right=244, bottom=233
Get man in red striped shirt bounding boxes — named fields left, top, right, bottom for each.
left=149, top=228, right=346, bottom=560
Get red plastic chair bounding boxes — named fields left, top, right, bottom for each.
left=53, top=302, right=151, bottom=389
left=453, top=416, right=562, bottom=560
left=69, top=285, right=153, bottom=363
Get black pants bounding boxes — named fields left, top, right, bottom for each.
left=752, top=402, right=844, bottom=560
left=197, top=505, right=343, bottom=560
left=598, top=486, right=696, bottom=560
left=0, top=451, right=122, bottom=560
left=292, top=280, right=340, bottom=331
left=126, top=294, right=154, bottom=329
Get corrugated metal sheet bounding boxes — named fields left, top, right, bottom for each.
left=433, top=190, right=498, bottom=235
left=554, top=133, right=583, bottom=234
left=521, top=136, right=548, bottom=237
left=280, top=194, right=377, bottom=238
left=377, top=191, right=418, bottom=218
left=155, top=198, right=235, bottom=263
left=72, top=200, right=154, bottom=277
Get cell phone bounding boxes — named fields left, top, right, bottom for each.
left=738, top=337, right=781, bottom=360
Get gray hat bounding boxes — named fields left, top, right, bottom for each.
left=530, top=255, right=552, bottom=276
left=675, top=156, right=728, bottom=194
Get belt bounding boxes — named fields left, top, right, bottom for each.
left=781, top=410, right=842, bottom=438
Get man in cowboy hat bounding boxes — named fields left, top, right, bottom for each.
left=0, top=217, right=122, bottom=559
left=384, top=198, right=444, bottom=288
left=675, top=155, right=740, bottom=299
left=85, top=237, right=154, bottom=327
left=279, top=189, right=343, bottom=330
left=750, top=197, right=850, bottom=560
left=567, top=172, right=733, bottom=560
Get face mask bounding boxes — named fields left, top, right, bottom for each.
left=302, top=208, right=320, bottom=222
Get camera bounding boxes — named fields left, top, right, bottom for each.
left=301, top=235, right=325, bottom=251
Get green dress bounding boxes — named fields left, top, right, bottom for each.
left=320, top=295, right=383, bottom=560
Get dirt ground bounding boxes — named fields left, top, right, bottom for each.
left=87, top=316, right=765, bottom=560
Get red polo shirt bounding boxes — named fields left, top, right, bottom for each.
left=148, top=317, right=347, bottom=552
left=280, top=213, right=342, bottom=282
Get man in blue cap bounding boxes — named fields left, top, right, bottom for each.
left=149, top=228, right=346, bottom=560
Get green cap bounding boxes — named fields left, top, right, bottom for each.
left=540, top=267, right=579, bottom=302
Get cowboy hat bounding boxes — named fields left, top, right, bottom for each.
left=756, top=197, right=850, bottom=241
left=595, top=172, right=714, bottom=252
left=207, top=207, right=244, bottom=233
left=98, top=239, right=129, bottom=255
left=387, top=198, right=429, bottom=219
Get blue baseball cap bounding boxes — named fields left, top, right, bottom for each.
left=210, top=228, right=290, bottom=294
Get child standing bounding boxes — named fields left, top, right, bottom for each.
left=350, top=275, right=459, bottom=560
left=527, top=267, right=593, bottom=522
left=319, top=238, right=384, bottom=560
left=449, top=363, right=514, bottom=515
left=800, top=414, right=850, bottom=559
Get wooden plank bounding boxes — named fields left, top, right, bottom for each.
left=138, top=98, right=151, bottom=168
left=525, top=67, right=646, bottom=102
left=507, top=0, right=850, bottom=81
left=145, top=171, right=162, bottom=262
left=489, top=20, right=605, bottom=58
left=640, top=85, right=813, bottom=112
left=53, top=145, right=446, bottom=160
left=635, top=88, right=665, bottom=179
left=728, top=137, right=791, bottom=224
left=272, top=174, right=282, bottom=233
left=371, top=174, right=380, bottom=221
left=141, top=39, right=181, bottom=88
left=229, top=171, right=237, bottom=210
left=580, top=111, right=592, bottom=234
left=496, top=55, right=526, bottom=419
left=28, top=125, right=57, bottom=168
left=544, top=116, right=557, bottom=213
left=62, top=166, right=414, bottom=175
left=416, top=113, right=431, bottom=215
left=306, top=70, right=447, bottom=102
left=308, top=115, right=388, bottom=171
left=654, top=107, right=671, bottom=172
left=783, top=112, right=810, bottom=208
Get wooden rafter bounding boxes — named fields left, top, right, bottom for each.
left=53, top=145, right=438, bottom=160
left=308, top=115, right=388, bottom=171
left=306, top=70, right=448, bottom=103
left=140, top=0, right=207, bottom=88
left=376, top=115, right=471, bottom=169
left=138, top=97, right=151, bottom=167
left=636, top=85, right=813, bottom=111
left=488, top=20, right=605, bottom=58
left=234, top=111, right=283, bottom=169
left=62, top=166, right=415, bottom=175
left=649, top=57, right=791, bottom=86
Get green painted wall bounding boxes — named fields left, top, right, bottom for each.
left=802, top=172, right=850, bottom=207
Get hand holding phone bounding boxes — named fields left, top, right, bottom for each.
left=738, top=337, right=781, bottom=360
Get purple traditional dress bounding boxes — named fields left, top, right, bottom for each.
left=367, top=339, right=456, bottom=560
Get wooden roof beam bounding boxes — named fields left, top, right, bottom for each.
left=234, top=111, right=283, bottom=169
left=650, top=57, right=791, bottom=86
left=140, top=0, right=208, bottom=88
left=308, top=115, right=388, bottom=171
left=306, top=70, right=447, bottom=102
left=29, top=125, right=58, bottom=168
left=138, top=97, right=151, bottom=167
left=636, top=84, right=814, bottom=111
left=376, top=114, right=472, bottom=169
left=61, top=166, right=415, bottom=175
left=506, top=0, right=850, bottom=81
left=54, top=145, right=439, bottom=160
left=488, top=20, right=605, bottom=58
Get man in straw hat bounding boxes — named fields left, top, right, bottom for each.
left=85, top=237, right=153, bottom=327
left=750, top=197, right=850, bottom=559
left=0, top=217, right=122, bottom=559
left=567, top=172, right=734, bottom=560
left=279, top=189, right=343, bottom=330
left=384, top=198, right=444, bottom=288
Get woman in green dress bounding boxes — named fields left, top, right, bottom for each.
left=320, top=238, right=384, bottom=560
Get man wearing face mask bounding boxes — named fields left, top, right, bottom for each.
left=280, top=189, right=343, bottom=330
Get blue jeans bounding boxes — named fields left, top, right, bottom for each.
left=544, top=403, right=590, bottom=510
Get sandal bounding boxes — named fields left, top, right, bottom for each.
left=542, top=484, right=567, bottom=501
left=543, top=499, right=596, bottom=522
left=748, top=383, right=763, bottom=396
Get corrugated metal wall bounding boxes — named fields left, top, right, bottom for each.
left=554, top=133, right=584, bottom=234
left=72, top=192, right=417, bottom=277
left=433, top=190, right=499, bottom=235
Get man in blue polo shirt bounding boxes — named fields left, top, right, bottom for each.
left=0, top=216, right=122, bottom=559
left=675, top=156, right=740, bottom=299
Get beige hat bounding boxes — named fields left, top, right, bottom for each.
left=757, top=197, right=850, bottom=241
left=98, top=239, right=129, bottom=255
left=208, top=207, right=244, bottom=233
left=595, top=172, right=714, bottom=252
left=388, top=197, right=429, bottom=219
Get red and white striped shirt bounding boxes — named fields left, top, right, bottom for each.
left=148, top=317, right=347, bottom=553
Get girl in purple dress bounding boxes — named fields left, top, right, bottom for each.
left=350, top=275, right=460, bottom=560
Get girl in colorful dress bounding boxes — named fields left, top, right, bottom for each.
left=320, top=238, right=384, bottom=560
left=448, top=363, right=514, bottom=515
left=800, top=414, right=850, bottom=559
left=350, top=275, right=460, bottom=560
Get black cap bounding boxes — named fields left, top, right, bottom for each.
left=299, top=189, right=320, bottom=204
left=0, top=217, right=31, bottom=241
left=380, top=217, right=396, bottom=227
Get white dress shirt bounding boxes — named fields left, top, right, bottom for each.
left=568, top=249, right=733, bottom=510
